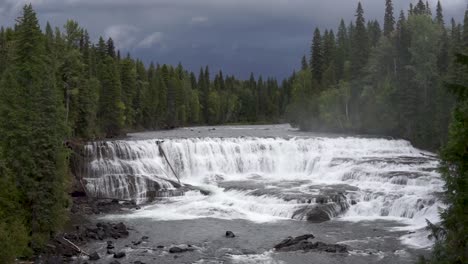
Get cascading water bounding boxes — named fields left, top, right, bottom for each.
left=82, top=135, right=443, bottom=230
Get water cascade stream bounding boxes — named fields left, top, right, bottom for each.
left=80, top=136, right=443, bottom=228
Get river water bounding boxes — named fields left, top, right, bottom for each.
left=80, top=124, right=443, bottom=263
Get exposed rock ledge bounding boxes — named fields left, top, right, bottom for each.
left=274, top=234, right=348, bottom=253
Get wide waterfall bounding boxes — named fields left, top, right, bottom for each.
left=81, top=134, right=443, bottom=229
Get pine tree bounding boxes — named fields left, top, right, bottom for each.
left=336, top=19, right=348, bottom=80
left=414, top=0, right=427, bottom=16
left=435, top=1, right=444, bottom=26
left=98, top=56, right=124, bottom=137
left=301, top=55, right=308, bottom=70
left=0, top=4, right=69, bottom=252
left=106, top=37, right=116, bottom=58
left=351, top=2, right=369, bottom=77
left=120, top=55, right=137, bottom=127
left=310, top=27, right=323, bottom=83
left=384, top=0, right=395, bottom=37
left=434, top=52, right=468, bottom=264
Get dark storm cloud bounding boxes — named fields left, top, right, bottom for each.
left=0, top=0, right=465, bottom=79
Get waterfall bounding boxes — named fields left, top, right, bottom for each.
left=81, top=136, right=443, bottom=225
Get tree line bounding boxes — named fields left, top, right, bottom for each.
left=287, top=0, right=467, bottom=151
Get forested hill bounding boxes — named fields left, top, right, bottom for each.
left=0, top=13, right=288, bottom=140
left=286, top=0, right=468, bottom=151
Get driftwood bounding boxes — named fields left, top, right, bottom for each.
left=61, top=237, right=90, bottom=256
left=93, top=197, right=135, bottom=202
left=157, top=141, right=181, bottom=184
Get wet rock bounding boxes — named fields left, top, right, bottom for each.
left=89, top=252, right=100, bottom=261
left=274, top=234, right=347, bottom=253
left=225, top=231, right=236, bottom=238
left=169, top=245, right=195, bottom=253
left=114, top=252, right=126, bottom=258
left=274, top=234, right=315, bottom=250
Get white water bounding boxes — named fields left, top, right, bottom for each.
left=83, top=135, right=444, bottom=247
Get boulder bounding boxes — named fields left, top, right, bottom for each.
left=114, top=252, right=126, bottom=258
left=169, top=245, right=195, bottom=254
left=274, top=234, right=315, bottom=250
left=225, top=231, right=236, bottom=238
left=274, top=234, right=347, bottom=253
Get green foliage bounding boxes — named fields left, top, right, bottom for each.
left=429, top=53, right=468, bottom=264
left=0, top=4, right=69, bottom=255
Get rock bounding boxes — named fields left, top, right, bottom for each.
left=274, top=234, right=347, bottom=253
left=169, top=245, right=195, bottom=254
left=132, top=240, right=142, bottom=246
left=274, top=234, right=315, bottom=250
left=107, top=249, right=115, bottom=255
left=157, top=245, right=164, bottom=249
left=141, top=236, right=149, bottom=240
left=109, top=261, right=121, bottom=264
left=114, top=252, right=126, bottom=258
left=134, top=261, right=146, bottom=264
left=114, top=222, right=129, bottom=236
left=89, top=252, right=100, bottom=261
left=225, top=231, right=236, bottom=238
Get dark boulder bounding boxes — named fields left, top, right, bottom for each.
left=225, top=231, right=236, bottom=238
left=114, top=252, right=126, bottom=258
left=274, top=234, right=347, bottom=253
left=274, top=234, right=315, bottom=250
left=169, top=245, right=195, bottom=254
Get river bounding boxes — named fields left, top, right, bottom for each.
left=79, top=124, right=443, bottom=263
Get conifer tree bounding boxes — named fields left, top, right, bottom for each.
left=384, top=0, right=395, bottom=37
left=351, top=2, right=369, bottom=77
left=301, top=55, right=308, bottom=70
left=435, top=1, right=444, bottom=26
left=310, top=28, right=323, bottom=83
left=98, top=56, right=124, bottom=137
left=0, top=4, right=68, bottom=251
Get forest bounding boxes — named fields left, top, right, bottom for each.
left=0, top=0, right=466, bottom=263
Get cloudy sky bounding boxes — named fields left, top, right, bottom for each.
left=0, top=0, right=466, bottom=79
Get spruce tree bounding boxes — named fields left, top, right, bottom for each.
left=435, top=1, right=444, bottom=26
left=384, top=0, right=395, bottom=37
left=0, top=4, right=69, bottom=251
left=310, top=27, right=323, bottom=83
left=336, top=19, right=348, bottom=80
left=301, top=55, right=308, bottom=70
left=98, top=56, right=124, bottom=137
left=351, top=2, right=369, bottom=77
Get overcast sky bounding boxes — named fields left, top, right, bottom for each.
left=0, top=0, right=466, bottom=79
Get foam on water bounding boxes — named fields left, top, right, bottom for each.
left=83, top=135, right=444, bottom=247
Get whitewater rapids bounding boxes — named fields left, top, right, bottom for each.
left=81, top=126, right=443, bottom=244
